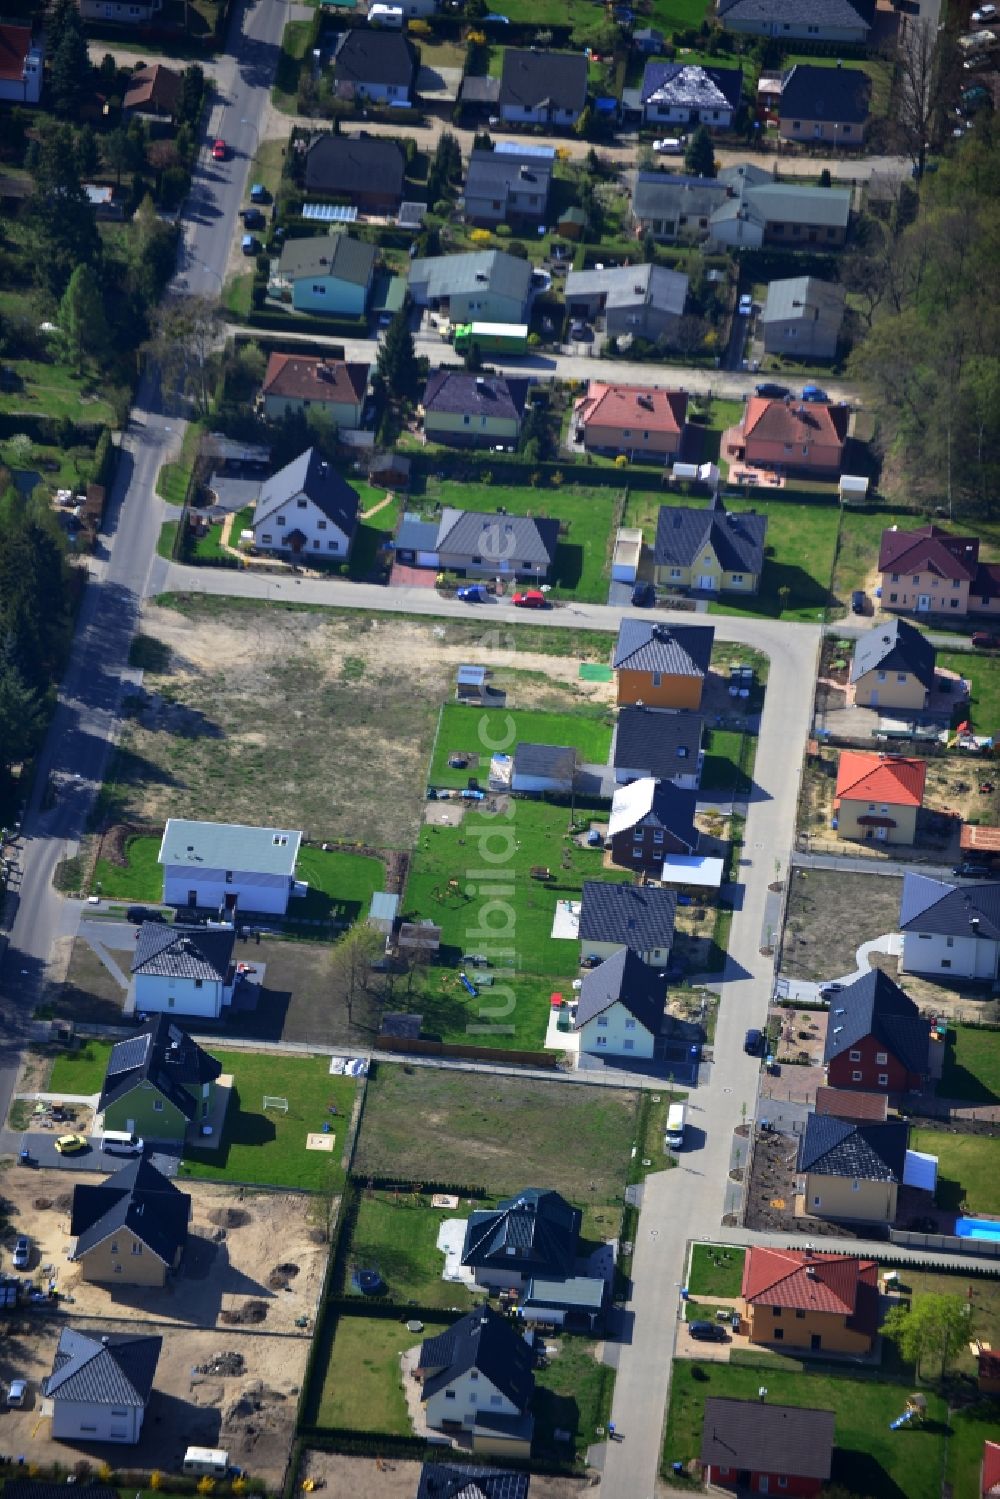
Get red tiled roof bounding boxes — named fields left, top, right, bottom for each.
left=261, top=353, right=369, bottom=406
left=123, top=63, right=183, bottom=114
left=835, top=750, right=926, bottom=808
left=878, top=522, right=980, bottom=582
left=962, top=825, right=1000, bottom=854
left=574, top=382, right=688, bottom=436
left=0, top=23, right=31, bottom=83
left=814, top=1086, right=889, bottom=1123
left=742, top=395, right=849, bottom=448
left=742, top=1246, right=878, bottom=1319
left=984, top=1439, right=1000, bottom=1496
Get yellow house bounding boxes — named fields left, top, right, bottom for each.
left=421, top=370, right=528, bottom=449
left=742, top=1246, right=880, bottom=1354
left=612, top=618, right=715, bottom=710
left=70, top=1157, right=190, bottom=1288
left=849, top=618, right=936, bottom=712
left=834, top=750, right=926, bottom=845
left=653, top=494, right=766, bottom=596
left=798, top=1115, right=908, bottom=1225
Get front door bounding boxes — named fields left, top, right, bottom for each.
left=869, top=689, right=879, bottom=706
left=917, top=594, right=931, bottom=611
left=187, top=889, right=197, bottom=907
left=875, top=825, right=889, bottom=841
left=811, top=1333, right=822, bottom=1350
left=697, top=574, right=716, bottom=590
left=759, top=1479, right=769, bottom=1494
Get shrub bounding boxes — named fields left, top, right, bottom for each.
left=494, top=223, right=511, bottom=237
left=469, top=228, right=492, bottom=245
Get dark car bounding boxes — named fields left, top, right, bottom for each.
left=631, top=581, right=656, bottom=607
left=744, top=1027, right=763, bottom=1056
left=953, top=861, right=994, bottom=878
left=851, top=590, right=867, bottom=614
left=241, top=208, right=266, bottom=230
left=972, top=632, right=1000, bottom=650
left=126, top=906, right=167, bottom=925
left=755, top=381, right=790, bottom=399
left=689, top=1321, right=728, bottom=1342
left=819, top=981, right=845, bottom=998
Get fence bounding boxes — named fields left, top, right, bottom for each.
left=372, top=1033, right=559, bottom=1069
left=889, top=1228, right=1000, bottom=1260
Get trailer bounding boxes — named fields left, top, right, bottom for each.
left=452, top=321, right=529, bottom=355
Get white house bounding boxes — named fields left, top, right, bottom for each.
left=899, top=872, right=1000, bottom=981
left=131, top=924, right=237, bottom=1020
left=159, top=818, right=303, bottom=916
left=498, top=49, right=588, bottom=128
left=511, top=743, right=578, bottom=795
left=417, top=1307, right=534, bottom=1457
left=578, top=879, right=677, bottom=967
left=0, top=25, right=43, bottom=104
left=572, top=946, right=663, bottom=1060
left=253, top=447, right=360, bottom=561
left=43, top=1328, right=161, bottom=1444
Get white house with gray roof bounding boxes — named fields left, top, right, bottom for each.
left=578, top=879, right=676, bottom=966
left=463, top=148, right=553, bottom=228
left=131, top=923, right=237, bottom=1019
left=639, top=61, right=743, bottom=127
left=565, top=262, right=688, bottom=344
left=573, top=945, right=665, bottom=1058
left=632, top=166, right=851, bottom=248
left=395, top=508, right=559, bottom=580
left=159, top=818, right=303, bottom=916
left=717, top=0, right=874, bottom=44
left=253, top=447, right=360, bottom=561
left=407, top=250, right=533, bottom=325
left=760, top=276, right=846, bottom=359
left=43, top=1328, right=162, bottom=1444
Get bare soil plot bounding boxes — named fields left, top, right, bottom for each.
left=300, top=1451, right=594, bottom=1499
left=869, top=950, right=1000, bottom=1025
left=781, top=868, right=903, bottom=981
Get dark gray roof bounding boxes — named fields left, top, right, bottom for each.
left=43, top=1328, right=162, bottom=1408
left=277, top=232, right=375, bottom=287
left=416, top=1465, right=529, bottom=1499
left=395, top=513, right=439, bottom=552
left=701, top=1399, right=835, bottom=1480
left=422, top=370, right=529, bottom=422
left=461, top=1188, right=580, bottom=1277
left=654, top=495, right=767, bottom=575
left=574, top=945, right=665, bottom=1033
left=780, top=61, right=871, bottom=123
left=513, top=742, right=577, bottom=780
left=333, top=27, right=415, bottom=89
left=798, top=1114, right=909, bottom=1182
left=465, top=148, right=553, bottom=206
left=304, top=135, right=405, bottom=200
left=823, top=968, right=930, bottom=1075
left=579, top=880, right=677, bottom=953
left=99, top=1016, right=222, bottom=1120
left=499, top=48, right=588, bottom=113
left=613, top=618, right=715, bottom=678
left=718, top=0, right=874, bottom=32
left=132, top=922, right=236, bottom=982
left=609, top=778, right=698, bottom=852
left=632, top=171, right=728, bottom=222
left=641, top=61, right=743, bottom=111
left=900, top=872, right=1000, bottom=940
left=256, top=447, right=360, bottom=535
left=436, top=508, right=559, bottom=568
left=849, top=617, right=936, bottom=689
left=419, top=1307, right=534, bottom=1411
left=71, top=1158, right=190, bottom=1265
left=613, top=706, right=705, bottom=777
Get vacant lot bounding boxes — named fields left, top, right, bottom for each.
left=781, top=868, right=903, bottom=981
left=687, top=1243, right=746, bottom=1298
left=939, top=649, right=1000, bottom=737
left=298, top=1454, right=592, bottom=1499
left=910, top=1128, right=1000, bottom=1216
left=938, top=1023, right=1000, bottom=1103
left=897, top=1267, right=1000, bottom=1378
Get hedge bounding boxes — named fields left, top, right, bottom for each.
left=239, top=308, right=368, bottom=338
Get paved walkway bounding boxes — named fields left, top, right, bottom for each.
left=778, top=931, right=899, bottom=1000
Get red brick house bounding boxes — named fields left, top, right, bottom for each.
left=823, top=969, right=930, bottom=1093
left=700, top=1398, right=835, bottom=1497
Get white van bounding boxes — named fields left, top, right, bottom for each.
left=665, top=1102, right=687, bottom=1150
left=183, top=1448, right=229, bottom=1477
left=368, top=3, right=404, bottom=23
left=101, top=1130, right=144, bottom=1155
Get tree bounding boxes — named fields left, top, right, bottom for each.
left=328, top=924, right=383, bottom=1026
left=50, top=11, right=90, bottom=119
left=426, top=130, right=461, bottom=205
left=59, top=264, right=109, bottom=371
left=893, top=18, right=943, bottom=181
left=75, top=124, right=100, bottom=179
left=376, top=307, right=420, bottom=408
left=103, top=124, right=144, bottom=186
left=146, top=296, right=222, bottom=415
left=179, top=63, right=206, bottom=127
left=684, top=125, right=716, bottom=179
left=25, top=123, right=101, bottom=296
left=881, top=1294, right=970, bottom=1381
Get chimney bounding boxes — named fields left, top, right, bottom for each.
left=806, top=1264, right=817, bottom=1279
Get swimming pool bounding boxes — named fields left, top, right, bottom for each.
left=955, top=1216, right=1000, bottom=1243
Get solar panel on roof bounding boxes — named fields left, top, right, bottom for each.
left=105, top=1033, right=150, bottom=1076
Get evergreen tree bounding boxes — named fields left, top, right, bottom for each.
left=376, top=308, right=420, bottom=407
left=50, top=11, right=90, bottom=119
left=76, top=124, right=100, bottom=179
left=684, top=125, right=716, bottom=179
left=60, top=264, right=109, bottom=371
left=179, top=64, right=206, bottom=127
left=47, top=0, right=79, bottom=58
left=26, top=123, right=101, bottom=296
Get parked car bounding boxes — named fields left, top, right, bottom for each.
left=6, top=1379, right=27, bottom=1407
left=972, top=632, right=1000, bottom=650
left=457, top=584, right=490, bottom=603
left=953, top=861, right=994, bottom=878
left=801, top=384, right=829, bottom=402
left=241, top=208, right=266, bottom=230
left=512, top=590, right=549, bottom=609
left=738, top=293, right=754, bottom=316
left=569, top=320, right=592, bottom=341
left=631, top=581, right=656, bottom=607
left=755, top=381, right=790, bottom=399
left=126, top=905, right=166, bottom=924
left=249, top=182, right=268, bottom=203
left=819, top=982, right=845, bottom=998
left=54, top=1134, right=87, bottom=1155
left=241, top=235, right=261, bottom=257
left=12, top=1236, right=30, bottom=1270
left=689, top=1321, right=728, bottom=1342
left=744, top=1027, right=763, bottom=1056
left=653, top=137, right=684, bottom=155
left=212, top=138, right=228, bottom=161
left=972, top=3, right=997, bottom=19
left=851, top=589, right=867, bottom=614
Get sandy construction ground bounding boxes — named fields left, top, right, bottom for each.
left=300, top=1451, right=596, bottom=1499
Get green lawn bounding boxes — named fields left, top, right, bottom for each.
left=156, top=422, right=202, bottom=506
left=940, top=649, right=1000, bottom=738
left=91, top=834, right=162, bottom=902
left=831, top=507, right=918, bottom=607
left=946, top=1400, right=1000, bottom=1499
left=938, top=1024, right=1000, bottom=1104
left=345, top=1191, right=478, bottom=1309
left=428, top=702, right=613, bottom=789
left=180, top=1051, right=358, bottom=1190
left=687, top=1243, right=746, bottom=1298
left=495, top=0, right=709, bottom=27
left=157, top=520, right=179, bottom=560
left=292, top=847, right=384, bottom=925
left=272, top=19, right=310, bottom=113
left=709, top=497, right=840, bottom=622
left=911, top=1128, right=1000, bottom=1217
left=662, top=1360, right=948, bottom=1497
left=49, top=1040, right=113, bottom=1097
left=0, top=358, right=117, bottom=425
left=310, top=1311, right=453, bottom=1431
left=898, top=1267, right=1000, bottom=1378
left=533, top=1338, right=614, bottom=1463
left=700, top=728, right=757, bottom=796
left=349, top=487, right=402, bottom=582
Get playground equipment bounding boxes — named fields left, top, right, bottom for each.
left=890, top=1394, right=927, bottom=1430
left=459, top=971, right=478, bottom=997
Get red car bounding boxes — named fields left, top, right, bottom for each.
left=212, top=138, right=227, bottom=161
left=972, top=632, right=1000, bottom=650
left=512, top=589, right=548, bottom=609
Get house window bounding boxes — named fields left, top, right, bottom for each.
left=132, top=1243, right=142, bottom=1255
left=878, top=1073, right=889, bottom=1085
left=897, top=673, right=907, bottom=683
left=852, top=1070, right=862, bottom=1081
left=168, top=995, right=175, bottom=1008
left=670, top=568, right=682, bottom=578
left=298, top=498, right=307, bottom=509
left=795, top=1309, right=806, bottom=1319
left=318, top=520, right=327, bottom=530
left=849, top=1049, right=861, bottom=1061
left=311, top=285, right=326, bottom=296
left=651, top=672, right=662, bottom=687
left=677, top=746, right=688, bottom=758
left=779, top=1480, right=788, bottom=1490
left=772, top=1307, right=782, bottom=1317
left=110, top=1242, right=119, bottom=1254
left=470, top=1372, right=478, bottom=1381
left=81, top=1423, right=99, bottom=1431
left=891, top=573, right=900, bottom=582
left=653, top=830, right=664, bottom=844
left=153, top=1098, right=164, bottom=1111
left=877, top=671, right=887, bottom=682
left=313, top=539, right=320, bottom=550
left=732, top=573, right=743, bottom=583
left=490, top=1394, right=503, bottom=1406
left=625, top=1017, right=637, bottom=1030
left=876, top=1051, right=888, bottom=1064
left=195, top=978, right=203, bottom=989
left=941, top=958, right=952, bottom=968
left=596, top=1035, right=607, bottom=1047
left=445, top=1390, right=456, bottom=1400
left=463, top=415, right=471, bottom=426
left=597, top=1016, right=609, bottom=1028
left=852, top=1180, right=861, bottom=1192
left=951, top=598, right=960, bottom=608
left=889, top=592, right=898, bottom=603
left=277, top=515, right=286, bottom=526
left=946, top=937, right=954, bottom=948
left=225, top=871, right=233, bottom=883
left=114, top=1266, right=122, bottom=1275
left=774, top=1327, right=784, bottom=1340
left=329, top=541, right=339, bottom=551
left=623, top=1039, right=634, bottom=1051
left=912, top=574, right=920, bottom=583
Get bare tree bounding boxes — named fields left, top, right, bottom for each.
left=145, top=295, right=222, bottom=416
left=893, top=18, right=942, bottom=181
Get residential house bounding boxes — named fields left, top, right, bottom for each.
left=98, top=1017, right=222, bottom=1143
left=612, top=618, right=715, bottom=709
left=70, top=1159, right=190, bottom=1288
left=122, top=63, right=181, bottom=119
left=0, top=24, right=42, bottom=103
left=734, top=396, right=848, bottom=475
left=959, top=823, right=1000, bottom=869
left=978, top=1352, right=1000, bottom=1394
left=260, top=354, right=369, bottom=427
left=331, top=27, right=416, bottom=105
left=572, top=381, right=688, bottom=460
left=899, top=871, right=1000, bottom=982
left=511, top=743, right=577, bottom=794
left=159, top=817, right=303, bottom=916
left=253, top=447, right=360, bottom=560
left=572, top=944, right=665, bottom=1060
left=421, top=370, right=529, bottom=448
left=42, top=1329, right=161, bottom=1445
left=653, top=493, right=767, bottom=595
left=639, top=62, right=743, bottom=127
left=578, top=880, right=677, bottom=966
left=741, top=1246, right=880, bottom=1354
left=759, top=275, right=846, bottom=360
left=778, top=62, right=871, bottom=146
left=631, top=172, right=728, bottom=243
left=303, top=134, right=405, bottom=213
left=463, top=147, right=553, bottom=228
left=717, top=0, right=874, bottom=44
left=608, top=777, right=698, bottom=874
left=612, top=706, right=704, bottom=789
left=985, top=1442, right=1000, bottom=1499
left=271, top=233, right=375, bottom=316
left=823, top=968, right=930, bottom=1092
left=461, top=1188, right=579, bottom=1291
left=700, top=1398, right=835, bottom=1498
left=416, top=1467, right=528, bottom=1499
left=634, top=26, right=665, bottom=52
left=710, top=163, right=852, bottom=249
left=78, top=0, right=161, bottom=24
left=394, top=508, right=559, bottom=581
left=416, top=1306, right=535, bottom=1456
left=849, top=618, right=936, bottom=711
left=498, top=49, right=588, bottom=128
left=877, top=523, right=983, bottom=617
left=131, top=923, right=237, bottom=1020
left=408, top=250, right=533, bottom=325
left=834, top=750, right=926, bottom=844
left=565, top=264, right=689, bottom=347
left=813, top=1086, right=889, bottom=1123
left=798, top=1114, right=908, bottom=1222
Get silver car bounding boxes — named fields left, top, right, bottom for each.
left=12, top=1236, right=29, bottom=1270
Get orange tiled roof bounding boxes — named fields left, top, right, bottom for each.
left=743, top=395, right=849, bottom=447
left=574, top=382, right=688, bottom=435
left=262, top=353, right=369, bottom=406
left=0, top=23, right=31, bottom=84
left=742, top=1246, right=878, bottom=1318
left=835, top=750, right=926, bottom=808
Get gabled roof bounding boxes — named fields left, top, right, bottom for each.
left=760, top=275, right=846, bottom=335
left=159, top=817, right=303, bottom=875
left=701, top=1399, right=835, bottom=1481
left=422, top=370, right=529, bottom=422
left=632, top=171, right=728, bottom=223
left=741, top=1246, right=878, bottom=1322
left=419, top=1307, right=534, bottom=1411
left=303, top=134, right=405, bottom=199
left=613, top=706, right=704, bottom=777
left=798, top=1114, right=909, bottom=1182
left=99, top=1016, right=222, bottom=1119
left=654, top=494, right=767, bottom=576
left=465, top=148, right=554, bottom=208
left=71, top=1157, right=190, bottom=1265
left=277, top=232, right=375, bottom=287
left=0, top=24, right=36, bottom=84
left=573, top=945, right=665, bottom=1034
left=718, top=0, right=874, bottom=31
left=849, top=618, right=936, bottom=689
left=641, top=62, right=743, bottom=111
left=779, top=62, right=871, bottom=123
left=43, top=1329, right=162, bottom=1408
left=717, top=166, right=853, bottom=229
left=408, top=249, right=533, bottom=307
left=567, top=263, right=689, bottom=318
left=608, top=777, right=698, bottom=852
left=435, top=508, right=559, bottom=568
left=123, top=63, right=182, bottom=114
left=878, top=523, right=980, bottom=582
left=823, top=968, right=930, bottom=1075
left=498, top=48, right=588, bottom=113
left=461, top=1188, right=580, bottom=1277
left=613, top=618, right=715, bottom=678
left=578, top=879, right=677, bottom=953
left=261, top=354, right=369, bottom=408
left=513, top=742, right=577, bottom=780
left=332, top=26, right=415, bottom=89
left=835, top=750, right=926, bottom=808
left=416, top=1465, right=529, bottom=1499
left=255, top=448, right=360, bottom=535
left=813, top=1086, right=889, bottom=1123
left=743, top=396, right=849, bottom=448
left=985, top=1440, right=1000, bottom=1498
left=573, top=381, right=688, bottom=435
left=132, top=922, right=235, bottom=982
left=900, top=871, right=1000, bottom=941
